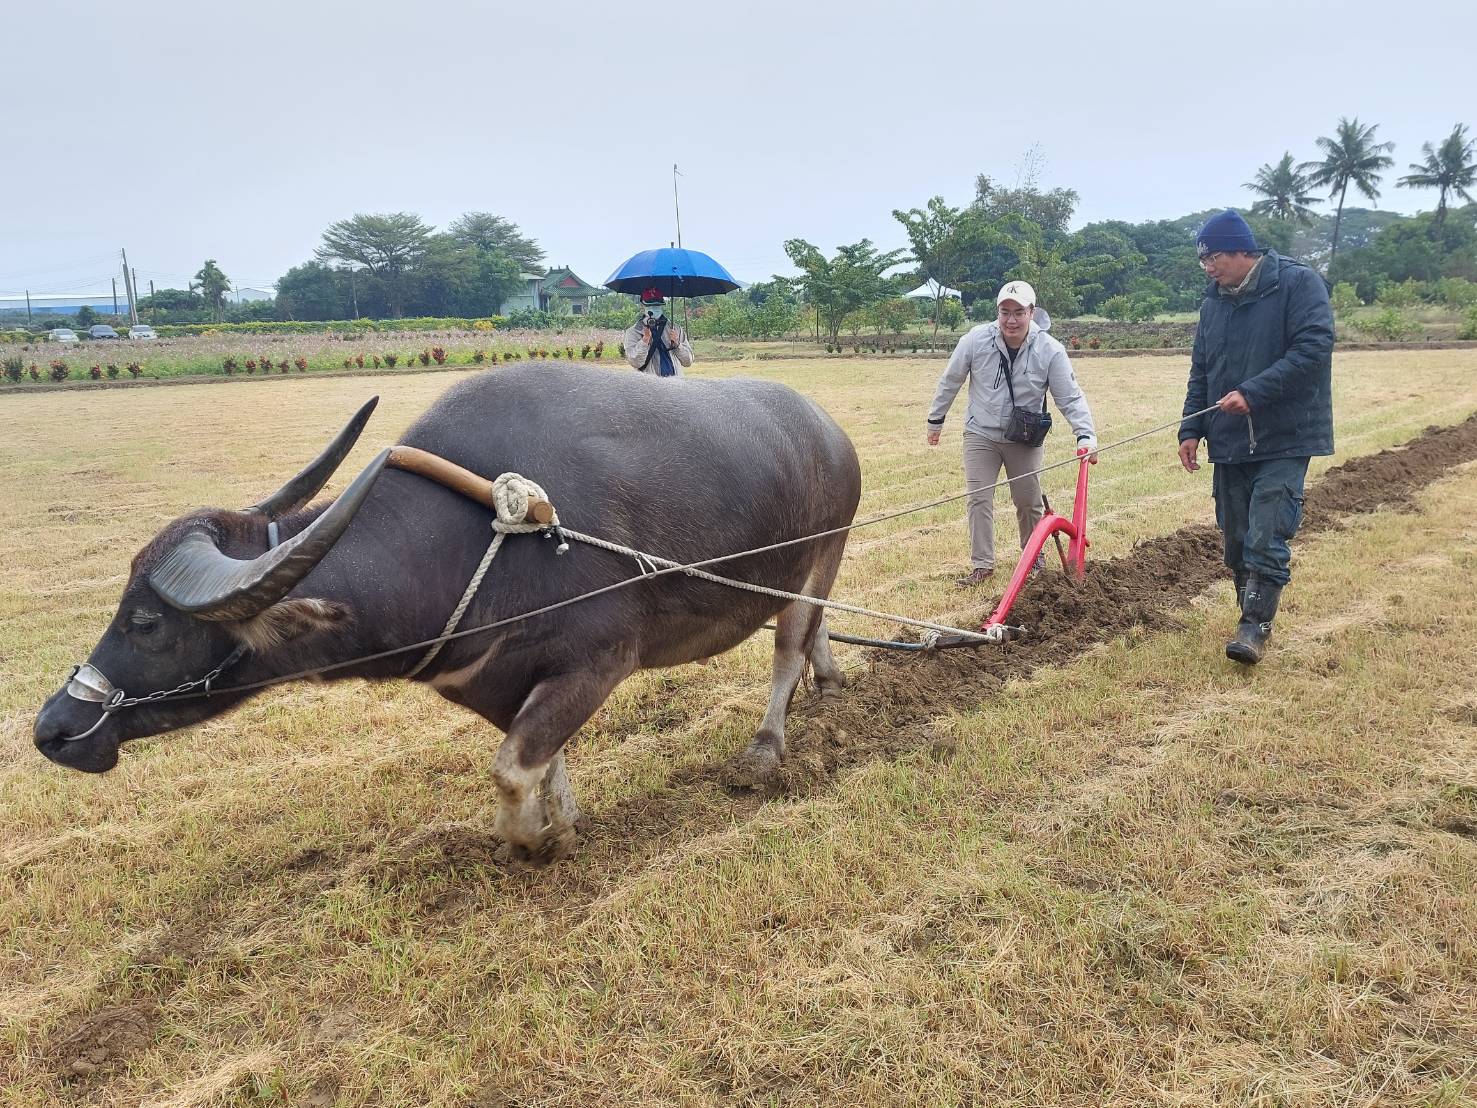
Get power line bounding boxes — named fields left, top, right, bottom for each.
left=0, top=274, right=120, bottom=297
left=0, top=250, right=124, bottom=284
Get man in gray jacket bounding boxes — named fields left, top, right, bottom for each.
left=927, top=280, right=1098, bottom=586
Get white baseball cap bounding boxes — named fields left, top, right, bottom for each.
left=996, top=280, right=1036, bottom=307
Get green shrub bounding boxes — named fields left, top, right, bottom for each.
left=1458, top=306, right=1477, bottom=341
left=1374, top=279, right=1428, bottom=309
left=1437, top=277, right=1477, bottom=311
left=1329, top=282, right=1362, bottom=316
left=1357, top=307, right=1417, bottom=341
left=149, top=316, right=509, bottom=338
left=2, top=355, right=22, bottom=382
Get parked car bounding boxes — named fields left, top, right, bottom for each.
left=48, top=328, right=79, bottom=343
left=88, top=324, right=121, bottom=340
left=127, top=324, right=157, bottom=340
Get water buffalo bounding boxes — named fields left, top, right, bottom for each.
left=34, top=364, right=862, bottom=861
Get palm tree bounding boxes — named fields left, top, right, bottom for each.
left=1244, top=153, right=1320, bottom=225
left=191, top=259, right=231, bottom=323
left=1300, top=118, right=1396, bottom=269
left=1397, top=123, right=1477, bottom=225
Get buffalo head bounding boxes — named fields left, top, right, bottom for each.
left=34, top=399, right=387, bottom=772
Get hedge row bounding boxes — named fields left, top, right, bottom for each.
left=150, top=316, right=512, bottom=337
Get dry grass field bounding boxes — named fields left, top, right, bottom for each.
left=2, top=350, right=1475, bottom=1107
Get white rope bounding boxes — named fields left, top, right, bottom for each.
left=559, top=528, right=1001, bottom=643
left=406, top=473, right=562, bottom=676
left=204, top=404, right=1224, bottom=696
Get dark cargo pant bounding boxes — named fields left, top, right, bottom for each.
left=1212, top=457, right=1310, bottom=586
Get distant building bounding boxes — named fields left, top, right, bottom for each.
left=0, top=292, right=126, bottom=316
left=538, top=267, right=601, bottom=315
left=498, top=272, right=545, bottom=315
left=225, top=287, right=274, bottom=304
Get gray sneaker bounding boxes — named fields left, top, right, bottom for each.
left=1029, top=552, right=1047, bottom=577
left=955, top=567, right=994, bottom=588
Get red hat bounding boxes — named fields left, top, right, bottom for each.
left=639, top=287, right=665, bottom=304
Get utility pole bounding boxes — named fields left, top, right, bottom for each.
left=112, top=278, right=119, bottom=316
left=120, top=248, right=138, bottom=324
left=672, top=163, right=683, bottom=248
left=149, top=280, right=155, bottom=323
left=132, top=268, right=140, bottom=323
left=25, top=289, right=32, bottom=327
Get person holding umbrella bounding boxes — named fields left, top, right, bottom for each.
left=605, top=247, right=741, bottom=378
left=624, top=288, right=693, bottom=376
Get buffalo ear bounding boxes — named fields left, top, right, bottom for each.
left=230, top=598, right=352, bottom=653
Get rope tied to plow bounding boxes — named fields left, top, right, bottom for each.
left=406, top=472, right=567, bottom=677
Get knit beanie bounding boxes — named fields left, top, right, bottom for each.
left=1195, top=210, right=1259, bottom=256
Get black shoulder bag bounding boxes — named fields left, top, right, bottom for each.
left=1000, top=349, right=1052, bottom=447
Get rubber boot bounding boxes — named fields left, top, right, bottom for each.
left=1233, top=569, right=1248, bottom=610
left=1226, top=573, right=1282, bottom=665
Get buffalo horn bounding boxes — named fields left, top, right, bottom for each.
left=149, top=448, right=390, bottom=621
left=245, top=397, right=380, bottom=519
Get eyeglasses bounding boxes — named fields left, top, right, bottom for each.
left=997, top=308, right=1031, bottom=321
left=1197, top=252, right=1225, bottom=269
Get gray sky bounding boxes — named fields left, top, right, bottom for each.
left=3, top=0, right=1473, bottom=298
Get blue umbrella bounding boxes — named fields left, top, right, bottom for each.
left=603, top=247, right=740, bottom=299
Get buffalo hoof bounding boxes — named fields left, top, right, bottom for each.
left=722, top=737, right=782, bottom=791
left=501, top=823, right=578, bottom=868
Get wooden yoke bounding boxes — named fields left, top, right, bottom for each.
left=387, top=446, right=556, bottom=525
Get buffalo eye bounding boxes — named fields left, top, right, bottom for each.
left=129, top=611, right=162, bottom=636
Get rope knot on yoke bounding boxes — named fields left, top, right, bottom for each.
left=491, top=472, right=560, bottom=534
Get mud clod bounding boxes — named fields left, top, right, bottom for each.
left=48, top=1002, right=159, bottom=1084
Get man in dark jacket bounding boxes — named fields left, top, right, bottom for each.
left=1177, top=210, right=1334, bottom=664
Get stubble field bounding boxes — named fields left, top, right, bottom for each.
left=2, top=350, right=1475, bottom=1106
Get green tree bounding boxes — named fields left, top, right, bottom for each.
left=973, top=175, right=1077, bottom=240
left=274, top=263, right=350, bottom=321
left=1062, top=225, right=1145, bottom=311
left=403, top=235, right=522, bottom=318
left=1009, top=230, right=1085, bottom=316
left=1245, top=153, right=1320, bottom=225
left=75, top=304, right=98, bottom=328
left=1397, top=123, right=1477, bottom=225
left=783, top=238, right=908, bottom=346
left=315, top=212, right=433, bottom=318
left=1329, top=208, right=1477, bottom=300
left=191, top=259, right=231, bottom=322
left=892, top=196, right=981, bottom=341
left=748, top=279, right=801, bottom=339
left=1300, top=118, right=1396, bottom=270
left=688, top=292, right=755, bottom=339
left=447, top=212, right=545, bottom=271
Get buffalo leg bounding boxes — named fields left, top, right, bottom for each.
left=492, top=667, right=627, bottom=863
left=729, top=541, right=850, bottom=785
left=808, top=615, right=845, bottom=699
left=728, top=596, right=824, bottom=785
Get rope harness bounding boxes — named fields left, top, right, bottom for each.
left=406, top=474, right=570, bottom=677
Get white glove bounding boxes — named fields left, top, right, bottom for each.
left=1077, top=435, right=1098, bottom=459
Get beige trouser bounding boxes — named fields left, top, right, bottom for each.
left=962, top=431, right=1044, bottom=570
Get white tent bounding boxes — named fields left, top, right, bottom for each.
left=903, top=279, right=961, bottom=300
